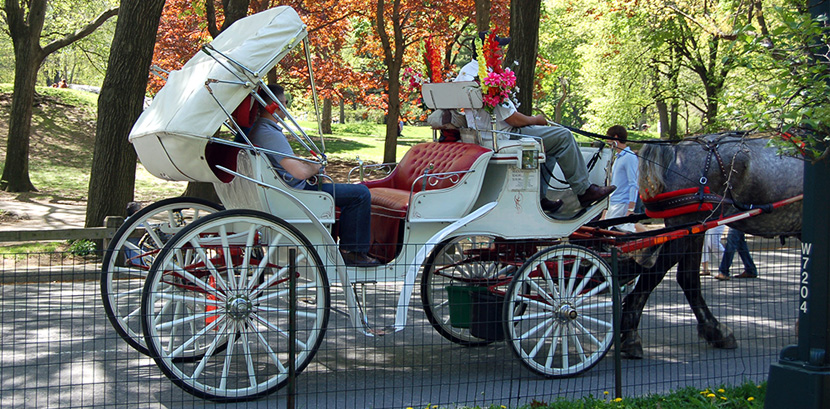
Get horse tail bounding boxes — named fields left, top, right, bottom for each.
left=638, top=143, right=675, bottom=200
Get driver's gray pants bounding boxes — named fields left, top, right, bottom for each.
left=517, top=124, right=590, bottom=198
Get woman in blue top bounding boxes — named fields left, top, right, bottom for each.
left=248, top=84, right=379, bottom=267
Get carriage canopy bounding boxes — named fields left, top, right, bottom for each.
left=129, top=6, right=307, bottom=183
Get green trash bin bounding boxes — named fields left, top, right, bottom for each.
left=445, top=285, right=490, bottom=329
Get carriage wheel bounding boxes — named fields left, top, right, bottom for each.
left=141, top=210, right=330, bottom=402
left=421, top=235, right=520, bottom=346
left=101, top=197, right=222, bottom=356
left=504, top=244, right=613, bottom=377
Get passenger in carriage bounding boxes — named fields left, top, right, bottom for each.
left=248, top=84, right=380, bottom=267
left=454, top=33, right=615, bottom=214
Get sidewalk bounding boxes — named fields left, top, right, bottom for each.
left=0, top=198, right=87, bottom=231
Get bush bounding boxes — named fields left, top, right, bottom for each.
left=67, top=239, right=96, bottom=257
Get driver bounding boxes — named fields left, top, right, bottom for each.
left=455, top=32, right=615, bottom=214
left=247, top=84, right=379, bottom=267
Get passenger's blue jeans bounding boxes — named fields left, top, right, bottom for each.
left=307, top=183, right=372, bottom=253
left=719, top=228, right=758, bottom=277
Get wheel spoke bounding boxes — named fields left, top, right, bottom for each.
left=578, top=314, right=613, bottom=330
left=577, top=280, right=610, bottom=300
left=238, top=326, right=258, bottom=387
left=191, top=320, right=230, bottom=380
left=527, top=318, right=556, bottom=358
left=238, top=225, right=258, bottom=289
left=252, top=312, right=308, bottom=351
left=544, top=325, right=562, bottom=368
left=251, top=320, right=288, bottom=373
left=169, top=317, right=224, bottom=359
left=572, top=319, right=604, bottom=348
left=219, top=326, right=239, bottom=390
left=248, top=232, right=286, bottom=290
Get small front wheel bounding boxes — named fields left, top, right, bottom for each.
left=504, top=244, right=613, bottom=378
left=141, top=210, right=330, bottom=402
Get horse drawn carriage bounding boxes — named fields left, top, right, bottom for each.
left=99, top=6, right=804, bottom=402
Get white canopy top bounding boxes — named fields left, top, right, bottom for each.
left=129, top=6, right=307, bottom=182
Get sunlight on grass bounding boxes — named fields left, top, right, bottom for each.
left=293, top=120, right=433, bottom=163
left=134, top=164, right=187, bottom=202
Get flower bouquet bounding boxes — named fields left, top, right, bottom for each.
left=476, top=29, right=517, bottom=113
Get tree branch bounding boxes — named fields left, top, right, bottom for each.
left=206, top=0, right=220, bottom=39
left=666, top=3, right=738, bottom=40
left=41, top=6, right=118, bottom=57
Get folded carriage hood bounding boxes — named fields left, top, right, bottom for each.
left=129, top=6, right=307, bottom=182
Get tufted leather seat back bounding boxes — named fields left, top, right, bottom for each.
left=364, top=142, right=491, bottom=192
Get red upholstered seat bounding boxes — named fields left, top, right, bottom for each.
left=362, top=142, right=491, bottom=260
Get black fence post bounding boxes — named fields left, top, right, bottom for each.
left=611, top=247, right=622, bottom=399
left=287, top=248, right=297, bottom=409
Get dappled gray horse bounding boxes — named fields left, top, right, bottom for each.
left=619, top=132, right=803, bottom=359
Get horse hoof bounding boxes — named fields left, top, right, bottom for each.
left=698, top=322, right=739, bottom=349
left=711, top=333, right=738, bottom=349
left=620, top=332, right=644, bottom=359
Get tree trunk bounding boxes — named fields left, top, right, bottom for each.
left=221, top=0, right=250, bottom=31
left=3, top=0, right=117, bottom=193
left=383, top=64, right=402, bottom=163
left=181, top=182, right=221, bottom=204
left=2, top=37, right=40, bottom=192
left=339, top=96, right=346, bottom=124
left=505, top=0, right=541, bottom=116
left=85, top=0, right=166, bottom=228
left=375, top=0, right=404, bottom=164
left=670, top=99, right=679, bottom=139
left=656, top=99, right=669, bottom=138
left=476, top=0, right=491, bottom=32
left=321, top=98, right=332, bottom=134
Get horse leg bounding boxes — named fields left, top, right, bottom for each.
left=676, top=235, right=738, bottom=349
left=620, top=260, right=668, bottom=359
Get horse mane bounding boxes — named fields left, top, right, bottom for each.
left=638, top=143, right=675, bottom=200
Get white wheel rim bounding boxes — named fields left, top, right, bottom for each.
left=143, top=213, right=327, bottom=400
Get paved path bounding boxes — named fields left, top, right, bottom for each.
left=0, top=198, right=86, bottom=230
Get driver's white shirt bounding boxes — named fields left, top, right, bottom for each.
left=454, top=60, right=517, bottom=139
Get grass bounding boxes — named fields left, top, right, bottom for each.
left=290, top=119, right=433, bottom=163
left=423, top=382, right=765, bottom=409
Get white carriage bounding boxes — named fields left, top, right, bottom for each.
left=101, top=6, right=619, bottom=402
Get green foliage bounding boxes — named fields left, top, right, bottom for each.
left=39, top=0, right=118, bottom=86
left=725, top=6, right=830, bottom=161
left=66, top=239, right=96, bottom=257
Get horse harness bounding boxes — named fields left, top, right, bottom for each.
left=643, top=133, right=774, bottom=217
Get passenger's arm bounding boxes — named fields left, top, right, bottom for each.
left=280, top=157, right=322, bottom=181
left=504, top=112, right=547, bottom=128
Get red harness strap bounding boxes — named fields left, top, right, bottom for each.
left=642, top=187, right=718, bottom=218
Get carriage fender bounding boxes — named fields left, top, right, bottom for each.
left=393, top=201, right=498, bottom=331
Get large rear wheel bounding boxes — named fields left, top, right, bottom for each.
left=421, top=236, right=522, bottom=346
left=141, top=210, right=329, bottom=402
left=101, top=197, right=222, bottom=356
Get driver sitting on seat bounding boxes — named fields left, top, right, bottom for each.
left=247, top=84, right=380, bottom=267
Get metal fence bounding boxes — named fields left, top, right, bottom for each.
left=0, top=235, right=799, bottom=408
